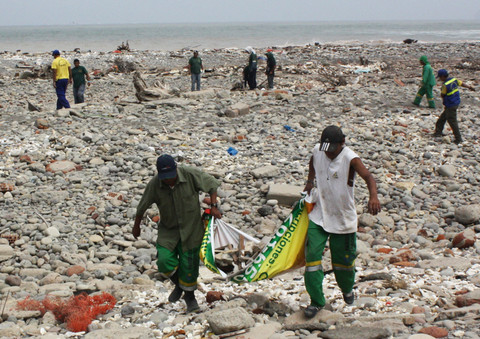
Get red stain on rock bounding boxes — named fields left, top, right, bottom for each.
left=19, top=155, right=33, bottom=164
left=452, top=229, right=476, bottom=249
left=411, top=306, right=425, bottom=314
left=419, top=326, right=448, bottom=338
left=66, top=265, right=86, bottom=277
left=377, top=248, right=393, bottom=254
left=392, top=261, right=416, bottom=267
left=389, top=248, right=415, bottom=264
left=206, top=291, right=225, bottom=303
left=0, top=183, right=14, bottom=192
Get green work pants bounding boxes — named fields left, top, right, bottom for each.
left=414, top=85, right=436, bottom=108
left=304, top=221, right=356, bottom=307
left=156, top=242, right=200, bottom=291
left=435, top=105, right=461, bottom=142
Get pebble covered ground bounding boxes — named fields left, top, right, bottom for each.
left=1, top=42, right=480, bottom=339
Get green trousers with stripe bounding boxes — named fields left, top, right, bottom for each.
left=304, top=220, right=356, bottom=307
left=156, top=242, right=200, bottom=291
left=414, top=85, right=436, bottom=108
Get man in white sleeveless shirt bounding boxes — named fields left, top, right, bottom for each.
left=303, top=125, right=381, bottom=318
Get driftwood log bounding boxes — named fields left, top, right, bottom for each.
left=133, top=72, right=172, bottom=102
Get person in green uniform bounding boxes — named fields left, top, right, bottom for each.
left=245, top=46, right=257, bottom=90
left=71, top=59, right=90, bottom=104
left=132, top=154, right=221, bottom=312
left=413, top=55, right=436, bottom=108
left=265, top=49, right=276, bottom=89
left=188, top=51, right=203, bottom=91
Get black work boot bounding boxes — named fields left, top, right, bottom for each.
left=168, top=272, right=183, bottom=303
left=184, top=291, right=199, bottom=313
left=304, top=305, right=322, bottom=319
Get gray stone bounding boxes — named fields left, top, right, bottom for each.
left=251, top=165, right=280, bottom=179
left=147, top=311, right=168, bottom=325
left=121, top=305, right=135, bottom=317
left=417, top=257, right=472, bottom=270
left=243, top=322, right=282, bottom=339
left=318, top=326, right=392, bottom=339
left=183, top=88, right=217, bottom=99
left=359, top=213, right=376, bottom=227
left=5, top=275, right=21, bottom=286
left=267, top=184, right=303, bottom=206
left=257, top=205, right=274, bottom=216
left=436, top=304, right=480, bottom=320
left=284, top=310, right=342, bottom=331
left=455, top=204, right=480, bottom=225
left=225, top=103, right=250, bottom=117
left=354, top=297, right=377, bottom=308
left=437, top=165, right=456, bottom=177
left=84, top=326, right=153, bottom=339
left=46, top=160, right=76, bottom=173
left=45, top=226, right=60, bottom=237
left=206, top=307, right=255, bottom=334
left=0, top=244, right=14, bottom=262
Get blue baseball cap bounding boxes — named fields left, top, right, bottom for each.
left=437, top=69, right=448, bottom=78
left=156, top=155, right=177, bottom=179
left=52, top=50, right=60, bottom=56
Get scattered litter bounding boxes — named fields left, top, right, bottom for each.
left=227, top=147, right=238, bottom=156
left=16, top=292, right=116, bottom=332
left=354, top=68, right=371, bottom=74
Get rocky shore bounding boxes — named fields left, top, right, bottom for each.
left=1, top=41, right=480, bottom=339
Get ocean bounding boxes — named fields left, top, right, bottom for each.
left=1, top=21, right=479, bottom=53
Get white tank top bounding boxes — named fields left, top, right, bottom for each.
left=309, top=145, right=359, bottom=234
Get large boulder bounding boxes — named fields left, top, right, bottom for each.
left=267, top=184, right=303, bottom=206
left=251, top=165, right=280, bottom=179
left=452, top=229, right=476, bottom=249
left=454, top=204, right=480, bottom=225
left=437, top=165, right=456, bottom=177
left=225, top=103, right=250, bottom=117
left=0, top=244, right=14, bottom=262
left=206, top=307, right=255, bottom=334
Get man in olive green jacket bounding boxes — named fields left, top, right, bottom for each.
left=413, top=55, right=436, bottom=108
left=133, top=154, right=221, bottom=312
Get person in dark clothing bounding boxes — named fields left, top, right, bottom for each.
left=245, top=46, right=257, bottom=90
left=434, top=69, right=475, bottom=144
left=133, top=155, right=222, bottom=313
left=265, top=49, right=276, bottom=89
left=72, top=59, right=91, bottom=104
left=188, top=51, right=203, bottom=91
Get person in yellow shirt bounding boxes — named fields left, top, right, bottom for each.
left=51, top=50, right=72, bottom=109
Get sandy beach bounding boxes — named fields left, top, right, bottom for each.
left=1, top=41, right=480, bottom=338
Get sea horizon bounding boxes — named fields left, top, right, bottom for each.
left=1, top=20, right=479, bottom=53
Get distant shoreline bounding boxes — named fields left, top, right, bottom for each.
left=1, top=21, right=479, bottom=53
left=1, top=41, right=479, bottom=56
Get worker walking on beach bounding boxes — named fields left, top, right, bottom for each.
left=51, top=50, right=72, bottom=110
left=303, top=125, right=381, bottom=318
left=245, top=46, right=257, bottom=90
left=72, top=59, right=91, bottom=104
left=188, top=51, right=203, bottom=91
left=413, top=55, right=436, bottom=108
left=132, top=154, right=222, bottom=313
left=265, top=49, right=276, bottom=89
left=434, top=69, right=476, bottom=144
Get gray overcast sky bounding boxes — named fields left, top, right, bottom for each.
left=1, top=0, right=479, bottom=26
